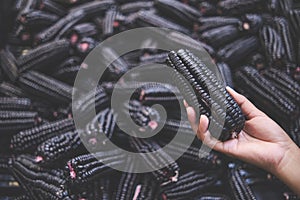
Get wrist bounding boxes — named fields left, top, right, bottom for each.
left=275, top=142, right=299, bottom=174
left=274, top=142, right=300, bottom=196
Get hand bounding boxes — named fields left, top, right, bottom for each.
left=185, top=87, right=300, bottom=180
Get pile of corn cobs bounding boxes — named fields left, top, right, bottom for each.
left=0, top=0, right=300, bottom=199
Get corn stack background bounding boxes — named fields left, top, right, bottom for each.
left=0, top=0, right=299, bottom=199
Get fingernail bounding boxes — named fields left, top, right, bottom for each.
left=199, top=115, right=209, bottom=133
left=226, top=86, right=234, bottom=91
left=226, top=86, right=237, bottom=94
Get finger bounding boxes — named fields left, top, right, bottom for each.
left=183, top=100, right=189, bottom=108
left=226, top=86, right=265, bottom=119
left=186, top=106, right=198, bottom=133
left=197, top=115, right=231, bottom=154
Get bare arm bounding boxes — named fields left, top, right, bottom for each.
left=185, top=87, right=300, bottom=196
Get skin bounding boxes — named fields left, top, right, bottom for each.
left=185, top=86, right=300, bottom=196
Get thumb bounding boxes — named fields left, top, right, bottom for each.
left=197, top=115, right=209, bottom=140
left=186, top=106, right=198, bottom=133
left=197, top=115, right=225, bottom=152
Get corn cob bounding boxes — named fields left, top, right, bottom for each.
left=165, top=31, right=216, bottom=58
left=19, top=11, right=59, bottom=28
left=114, top=160, right=140, bottom=200
left=262, top=68, right=300, bottom=105
left=137, top=82, right=180, bottom=102
left=0, top=82, right=26, bottom=97
left=120, top=1, right=154, bottom=14
left=102, top=82, right=181, bottom=116
left=16, top=0, right=37, bottom=21
left=102, top=8, right=118, bottom=37
left=228, top=163, right=285, bottom=200
left=159, top=119, right=196, bottom=140
left=67, top=23, right=98, bottom=45
left=0, top=48, right=19, bottom=82
left=18, top=71, right=73, bottom=104
left=130, top=138, right=179, bottom=186
left=13, top=155, right=66, bottom=186
left=137, top=82, right=182, bottom=109
left=198, top=16, right=241, bottom=33
left=101, top=47, right=129, bottom=81
left=14, top=0, right=26, bottom=12
left=11, top=155, right=71, bottom=200
left=57, top=1, right=116, bottom=40
left=139, top=52, right=169, bottom=65
left=235, top=66, right=298, bottom=123
left=0, top=97, right=31, bottom=111
left=42, top=11, right=85, bottom=44
left=288, top=10, right=300, bottom=40
left=136, top=10, right=190, bottom=34
left=217, top=36, right=260, bottom=67
left=73, top=86, right=110, bottom=125
left=217, top=62, right=234, bottom=88
left=259, top=25, right=285, bottom=66
left=65, top=149, right=125, bottom=184
left=53, top=57, right=82, bottom=85
left=159, top=139, right=223, bottom=170
left=13, top=195, right=30, bottom=200
left=155, top=0, right=201, bottom=27
left=194, top=194, right=231, bottom=200
left=35, top=0, right=114, bottom=44
left=167, top=49, right=245, bottom=141
left=17, top=39, right=70, bottom=72
left=125, top=64, right=176, bottom=82
left=10, top=118, right=75, bottom=153
left=83, top=108, right=117, bottom=150
left=160, top=170, right=219, bottom=200
left=0, top=156, right=11, bottom=171
left=273, top=17, right=296, bottom=64
left=201, top=25, right=240, bottom=48
left=133, top=175, right=159, bottom=200
left=36, top=131, right=82, bottom=165
left=217, top=0, right=264, bottom=15
left=126, top=100, right=161, bottom=132
left=101, top=81, right=142, bottom=97
left=51, top=0, right=88, bottom=5
left=37, top=0, right=66, bottom=17
left=0, top=111, right=39, bottom=133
